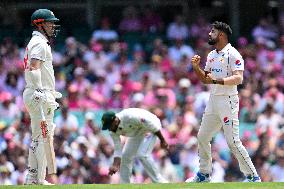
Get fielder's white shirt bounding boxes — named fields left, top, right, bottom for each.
left=204, top=43, right=244, bottom=95
left=24, top=31, right=55, bottom=90
left=110, top=108, right=161, bottom=157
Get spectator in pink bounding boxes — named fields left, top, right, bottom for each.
left=107, top=84, right=129, bottom=108
left=116, top=69, right=136, bottom=97
left=66, top=84, right=80, bottom=110
left=70, top=67, right=91, bottom=96
left=83, top=42, right=109, bottom=77
left=0, top=92, right=20, bottom=121
left=144, top=79, right=176, bottom=109
left=159, top=46, right=174, bottom=73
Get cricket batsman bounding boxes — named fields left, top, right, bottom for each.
left=185, top=21, right=261, bottom=182
left=101, top=108, right=169, bottom=183
left=23, top=9, right=62, bottom=185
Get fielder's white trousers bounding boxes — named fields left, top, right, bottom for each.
left=23, top=88, right=57, bottom=184
left=198, top=94, right=258, bottom=177
left=120, top=134, right=167, bottom=183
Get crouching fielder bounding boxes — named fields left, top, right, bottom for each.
left=23, top=9, right=61, bottom=185
left=101, top=108, right=169, bottom=183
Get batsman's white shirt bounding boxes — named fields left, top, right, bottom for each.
left=23, top=31, right=59, bottom=137
left=204, top=43, right=244, bottom=95
left=110, top=108, right=161, bottom=157
left=24, top=31, right=55, bottom=91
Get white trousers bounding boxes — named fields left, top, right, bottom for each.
left=23, top=89, right=57, bottom=184
left=198, top=95, right=258, bottom=177
left=120, top=134, right=167, bottom=183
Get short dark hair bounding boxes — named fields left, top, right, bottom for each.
left=212, top=21, right=232, bottom=37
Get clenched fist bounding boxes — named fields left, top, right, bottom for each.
left=191, top=55, right=201, bottom=67
left=109, top=165, right=119, bottom=176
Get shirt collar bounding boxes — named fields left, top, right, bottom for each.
left=216, top=43, right=231, bottom=54
left=32, top=31, right=49, bottom=43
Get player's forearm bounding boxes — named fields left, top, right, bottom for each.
left=223, top=75, right=243, bottom=85
left=28, top=69, right=43, bottom=89
left=113, top=157, right=121, bottom=167
left=111, top=133, right=123, bottom=158
left=192, top=65, right=211, bottom=84
left=154, top=130, right=166, bottom=143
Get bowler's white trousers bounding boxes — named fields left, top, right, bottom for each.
left=120, top=134, right=167, bottom=183
left=198, top=94, right=258, bottom=176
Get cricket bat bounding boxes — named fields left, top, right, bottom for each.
left=39, top=104, right=57, bottom=174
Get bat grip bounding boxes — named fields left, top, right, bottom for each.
left=39, top=103, right=46, bottom=121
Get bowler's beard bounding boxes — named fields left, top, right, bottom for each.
left=208, top=38, right=217, bottom=45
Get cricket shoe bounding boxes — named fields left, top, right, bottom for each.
left=243, top=175, right=261, bottom=182
left=24, top=181, right=37, bottom=185
left=185, top=172, right=211, bottom=183
left=37, top=180, right=55, bottom=185
left=24, top=177, right=37, bottom=185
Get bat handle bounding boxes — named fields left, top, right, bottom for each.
left=39, top=103, right=46, bottom=121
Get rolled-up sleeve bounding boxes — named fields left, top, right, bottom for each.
left=110, top=132, right=122, bottom=158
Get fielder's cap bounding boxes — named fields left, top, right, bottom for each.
left=101, top=111, right=116, bottom=130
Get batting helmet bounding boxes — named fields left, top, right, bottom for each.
left=31, top=9, right=59, bottom=26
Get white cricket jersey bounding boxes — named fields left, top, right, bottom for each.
left=110, top=108, right=161, bottom=157
left=204, top=43, right=244, bottom=95
left=24, top=31, right=55, bottom=90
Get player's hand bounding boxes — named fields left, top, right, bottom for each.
left=204, top=73, right=214, bottom=84
left=160, top=140, right=169, bottom=151
left=40, top=120, right=48, bottom=138
left=191, top=55, right=201, bottom=67
left=108, top=165, right=119, bottom=176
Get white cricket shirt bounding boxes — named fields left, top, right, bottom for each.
left=110, top=108, right=161, bottom=157
left=24, top=31, right=55, bottom=90
left=204, top=43, right=244, bottom=95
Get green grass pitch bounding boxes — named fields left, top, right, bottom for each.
left=0, top=183, right=284, bottom=189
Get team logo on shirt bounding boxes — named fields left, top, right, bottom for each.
left=208, top=58, right=215, bottom=63
left=211, top=68, right=222, bottom=73
left=223, top=117, right=229, bottom=124
left=47, top=107, right=51, bottom=115
left=235, top=60, right=241, bottom=66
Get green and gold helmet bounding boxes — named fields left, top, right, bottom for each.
left=31, top=9, right=59, bottom=26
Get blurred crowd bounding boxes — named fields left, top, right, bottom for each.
left=0, top=6, right=284, bottom=184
